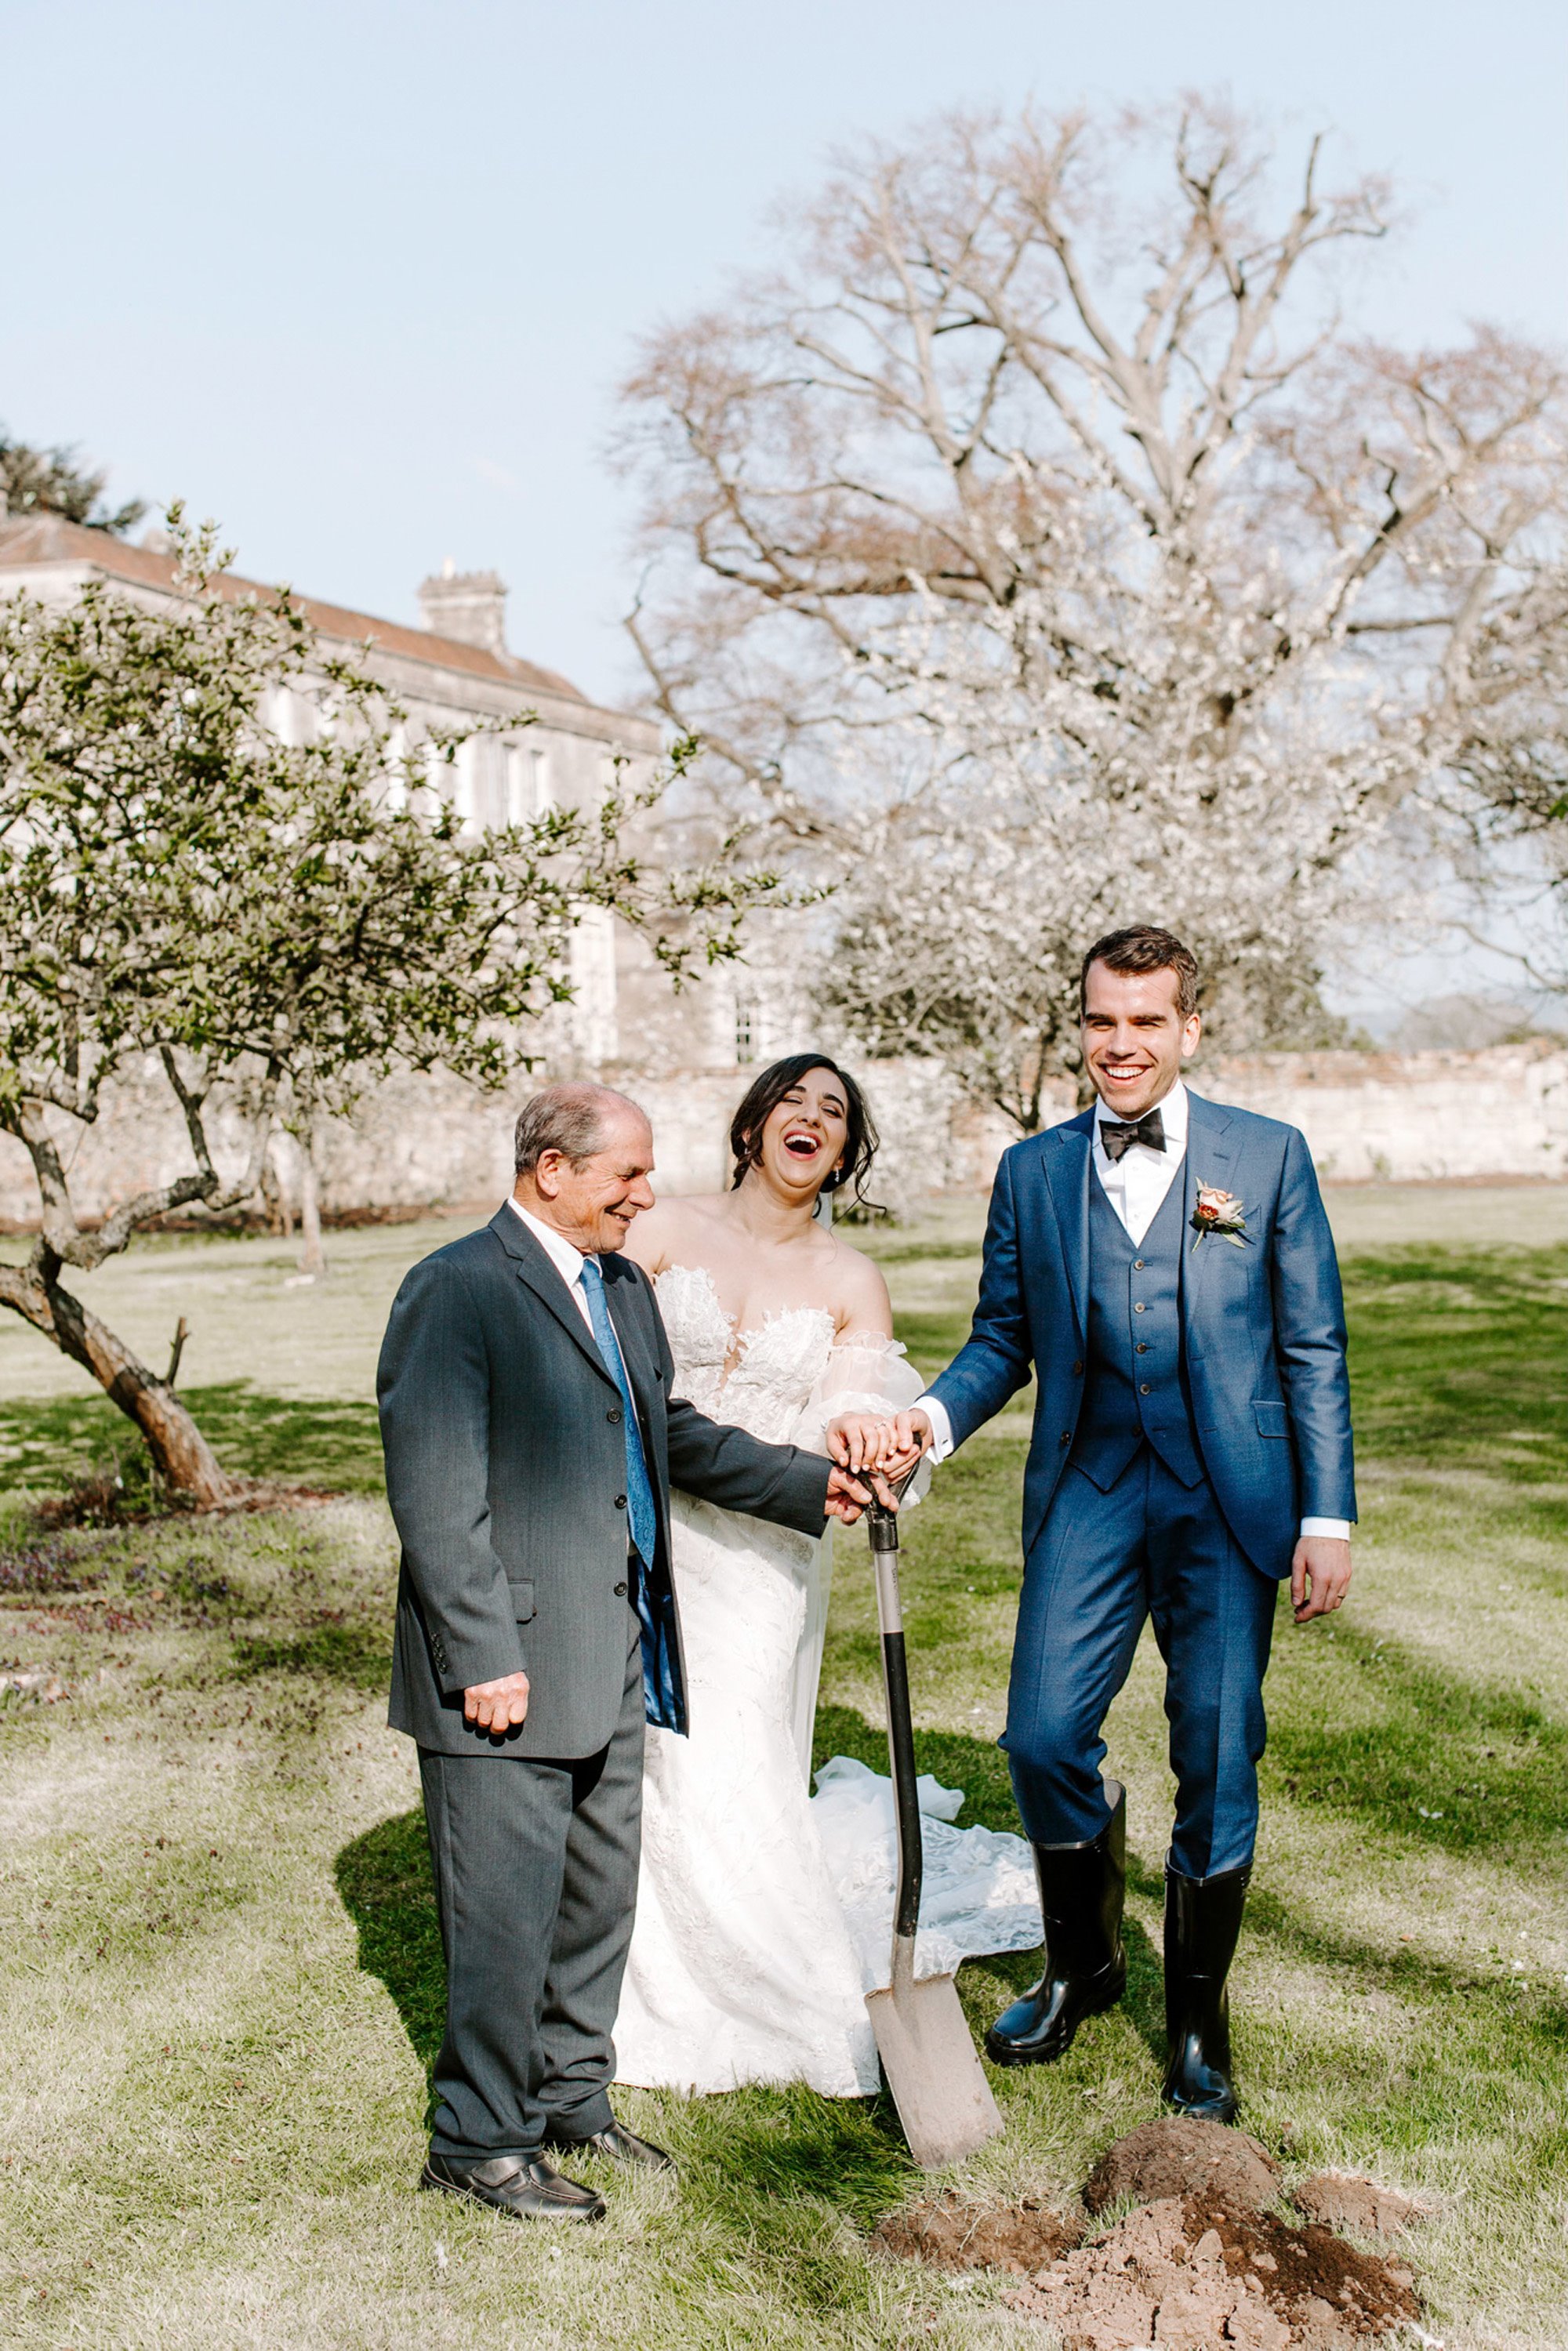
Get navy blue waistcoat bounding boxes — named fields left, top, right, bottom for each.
left=1069, top=1171, right=1206, bottom=1492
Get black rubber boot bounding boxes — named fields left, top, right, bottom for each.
left=1161, top=1859, right=1250, bottom=2121
left=985, top=1782, right=1127, bottom=2066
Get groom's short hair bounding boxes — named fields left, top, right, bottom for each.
left=514, top=1083, right=642, bottom=1175
left=1080, top=927, right=1200, bottom=1019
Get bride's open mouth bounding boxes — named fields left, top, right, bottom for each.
left=783, top=1129, right=821, bottom=1161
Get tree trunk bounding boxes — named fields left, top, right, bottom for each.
left=260, top=1142, right=293, bottom=1239
left=297, top=1142, right=326, bottom=1277
left=0, top=1253, right=241, bottom=1509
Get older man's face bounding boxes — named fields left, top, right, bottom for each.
left=536, top=1108, right=656, bottom=1254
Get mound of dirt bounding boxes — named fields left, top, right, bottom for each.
left=1293, top=2168, right=1432, bottom=2237
left=874, top=2190, right=1080, bottom=2274
left=1083, top=2115, right=1281, bottom=2216
left=1009, top=2191, right=1419, bottom=2351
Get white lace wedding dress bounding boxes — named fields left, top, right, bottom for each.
left=612, top=1264, right=1043, bottom=2098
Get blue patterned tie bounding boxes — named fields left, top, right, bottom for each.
left=579, top=1257, right=681, bottom=1730
left=579, top=1257, right=659, bottom=1569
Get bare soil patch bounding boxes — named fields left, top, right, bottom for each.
left=1292, top=2168, right=1432, bottom=2237
left=1083, top=2115, right=1281, bottom=2215
left=1011, top=2191, right=1419, bottom=2349
left=877, top=2121, right=1425, bottom=2349
left=873, top=2189, right=1080, bottom=2274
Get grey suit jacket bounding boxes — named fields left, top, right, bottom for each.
left=378, top=1206, right=834, bottom=1758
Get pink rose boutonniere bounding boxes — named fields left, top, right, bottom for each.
left=1191, top=1184, right=1250, bottom=1249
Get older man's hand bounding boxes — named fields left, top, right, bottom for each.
left=824, top=1464, right=905, bottom=1526
left=463, top=1671, right=531, bottom=1732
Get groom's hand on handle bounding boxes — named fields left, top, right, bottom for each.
left=463, top=1670, right=531, bottom=1733
left=1291, top=1537, right=1352, bottom=1624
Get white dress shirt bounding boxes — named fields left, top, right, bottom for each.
left=507, top=1196, right=595, bottom=1329
left=1093, top=1076, right=1190, bottom=1244
left=916, top=1080, right=1349, bottom=1539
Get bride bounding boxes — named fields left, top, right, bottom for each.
left=615, top=1052, right=1040, bottom=2098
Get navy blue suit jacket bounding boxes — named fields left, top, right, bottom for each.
left=927, top=1092, right=1356, bottom=1580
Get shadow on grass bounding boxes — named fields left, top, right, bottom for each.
left=233, top=1622, right=392, bottom=1685
left=332, top=1797, right=925, bottom=2221
left=334, top=1688, right=1568, bottom=2219
left=1341, top=1240, right=1568, bottom=1479
left=1262, top=1616, right=1568, bottom=1862
left=818, top=1702, right=1568, bottom=2142
left=335, top=1806, right=446, bottom=2076
left=0, top=1381, right=383, bottom=1496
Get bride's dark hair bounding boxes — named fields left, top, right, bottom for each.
left=728, top=1052, right=880, bottom=1209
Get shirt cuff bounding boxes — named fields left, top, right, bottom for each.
left=1299, top=1517, right=1352, bottom=1541
left=917, top=1394, right=956, bottom=1464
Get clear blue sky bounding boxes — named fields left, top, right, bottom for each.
left=5, top=0, right=1565, bottom=711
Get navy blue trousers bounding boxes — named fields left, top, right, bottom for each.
left=1003, top=1448, right=1279, bottom=1878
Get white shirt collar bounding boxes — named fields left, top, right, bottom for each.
left=507, top=1195, right=592, bottom=1289
left=1093, top=1076, right=1189, bottom=1152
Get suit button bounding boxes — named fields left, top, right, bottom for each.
left=1073, top=1361, right=1084, bottom=1377
left=607, top=1407, right=622, bottom=1424
left=1134, top=1259, right=1145, bottom=1270
left=614, top=1580, right=629, bottom=1598
left=1133, top=1302, right=1146, bottom=1314
left=1136, top=1342, right=1149, bottom=1355
left=614, top=1494, right=627, bottom=1511
left=1139, top=1383, right=1152, bottom=1395
left=1058, top=1431, right=1071, bottom=1446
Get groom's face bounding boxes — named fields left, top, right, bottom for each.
left=1080, top=960, right=1201, bottom=1119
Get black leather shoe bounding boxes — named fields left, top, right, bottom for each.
left=419, top=2150, right=607, bottom=2220
left=985, top=1782, right=1127, bottom=2066
left=1162, top=1859, right=1250, bottom=2122
left=541, top=2119, right=674, bottom=2171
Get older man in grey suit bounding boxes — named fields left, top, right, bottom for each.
left=377, top=1082, right=874, bottom=2222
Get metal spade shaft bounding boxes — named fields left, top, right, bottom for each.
left=868, top=1499, right=922, bottom=1985
left=861, top=1468, right=1004, bottom=2166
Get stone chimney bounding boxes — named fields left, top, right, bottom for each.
left=418, top=558, right=509, bottom=656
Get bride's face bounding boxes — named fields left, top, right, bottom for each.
left=750, top=1067, right=850, bottom=1204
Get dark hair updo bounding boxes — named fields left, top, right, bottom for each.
left=728, top=1052, right=880, bottom=1210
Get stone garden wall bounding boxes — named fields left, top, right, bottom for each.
left=0, top=1041, right=1563, bottom=1231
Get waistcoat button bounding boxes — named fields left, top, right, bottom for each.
left=1139, top=1382, right=1152, bottom=1395
left=1134, top=1258, right=1145, bottom=1270
left=1058, top=1431, right=1071, bottom=1446
left=1133, top=1302, right=1146, bottom=1313
left=1136, top=1342, right=1149, bottom=1354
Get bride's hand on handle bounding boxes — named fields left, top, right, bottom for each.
left=826, top=1411, right=902, bottom=1475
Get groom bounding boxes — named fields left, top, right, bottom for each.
left=378, top=1083, right=875, bottom=2221
left=882, top=927, right=1354, bottom=2120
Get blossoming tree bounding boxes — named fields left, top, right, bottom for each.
left=620, top=100, right=1567, bottom=1124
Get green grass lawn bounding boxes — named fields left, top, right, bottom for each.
left=2, top=1188, right=1566, bottom=2347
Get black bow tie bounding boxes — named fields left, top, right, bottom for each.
left=1100, top=1109, right=1166, bottom=1163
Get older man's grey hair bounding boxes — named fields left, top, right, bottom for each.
left=514, top=1083, right=647, bottom=1177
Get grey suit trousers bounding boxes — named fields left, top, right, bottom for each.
left=419, top=1623, right=644, bottom=2157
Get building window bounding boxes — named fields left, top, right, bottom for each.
left=735, top=1000, right=757, bottom=1065
left=506, top=742, right=529, bottom=826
